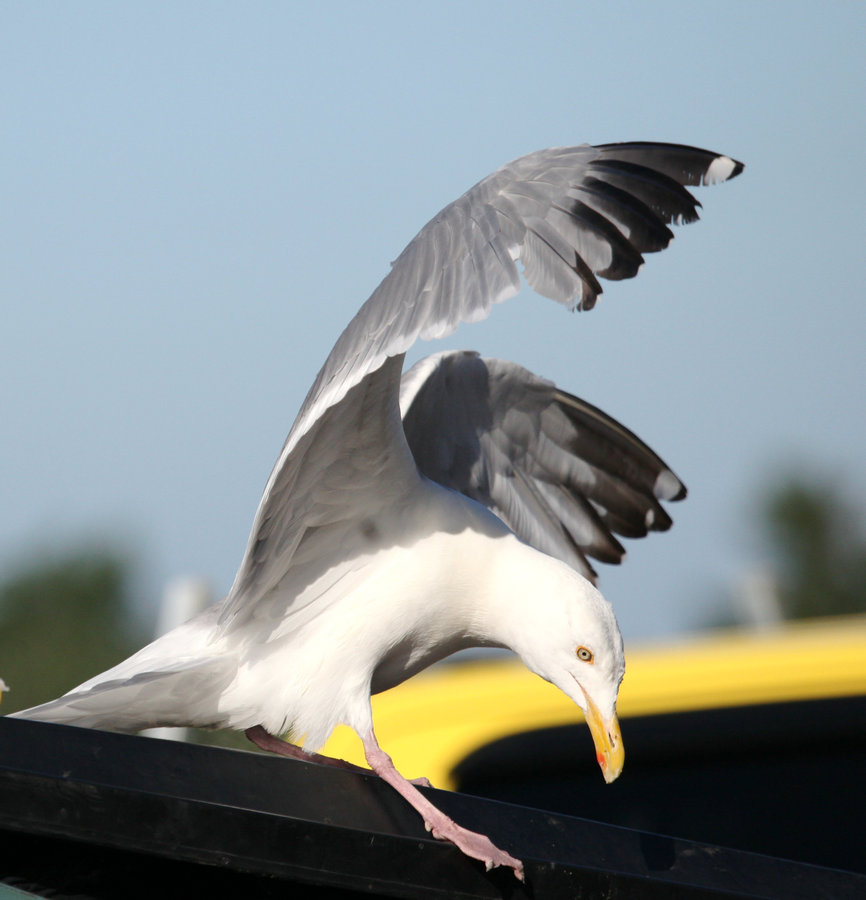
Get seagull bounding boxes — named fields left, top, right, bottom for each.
left=12, top=141, right=742, bottom=879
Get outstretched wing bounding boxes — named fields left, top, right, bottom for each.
left=223, top=141, right=742, bottom=622
left=400, top=351, right=685, bottom=583
left=285, top=141, right=742, bottom=459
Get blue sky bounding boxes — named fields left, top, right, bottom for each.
left=2, top=2, right=865, bottom=639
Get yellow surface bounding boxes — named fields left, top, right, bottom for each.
left=322, top=616, right=866, bottom=789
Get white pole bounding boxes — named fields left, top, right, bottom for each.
left=143, top=577, right=212, bottom=742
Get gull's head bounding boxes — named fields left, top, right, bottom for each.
left=495, top=551, right=626, bottom=784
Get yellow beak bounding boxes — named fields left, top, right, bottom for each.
left=583, top=693, right=624, bottom=784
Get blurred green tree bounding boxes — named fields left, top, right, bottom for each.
left=0, top=549, right=146, bottom=714
left=763, top=474, right=866, bottom=619
left=0, top=548, right=254, bottom=751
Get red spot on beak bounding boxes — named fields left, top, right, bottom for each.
left=596, top=751, right=606, bottom=768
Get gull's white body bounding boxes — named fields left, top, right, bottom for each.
left=33, top=431, right=620, bottom=753
left=12, top=141, right=742, bottom=877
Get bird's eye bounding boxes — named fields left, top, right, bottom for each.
left=576, top=646, right=594, bottom=663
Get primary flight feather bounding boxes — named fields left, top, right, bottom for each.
left=12, top=140, right=743, bottom=879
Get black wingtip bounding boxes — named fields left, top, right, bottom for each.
left=715, top=155, right=745, bottom=182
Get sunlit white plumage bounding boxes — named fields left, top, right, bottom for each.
left=12, top=141, right=742, bottom=878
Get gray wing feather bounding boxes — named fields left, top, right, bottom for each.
left=401, top=351, right=686, bottom=583
left=222, top=355, right=416, bottom=623
left=11, top=658, right=237, bottom=732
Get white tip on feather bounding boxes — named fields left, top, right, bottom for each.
left=653, top=469, right=682, bottom=501
left=704, top=155, right=737, bottom=185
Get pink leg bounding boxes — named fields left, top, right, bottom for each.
left=245, top=725, right=371, bottom=774
left=245, top=725, right=432, bottom=786
left=361, top=729, right=524, bottom=881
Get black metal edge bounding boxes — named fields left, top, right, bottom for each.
left=1, top=717, right=863, bottom=899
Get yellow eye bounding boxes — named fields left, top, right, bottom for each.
left=576, top=646, right=594, bottom=663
